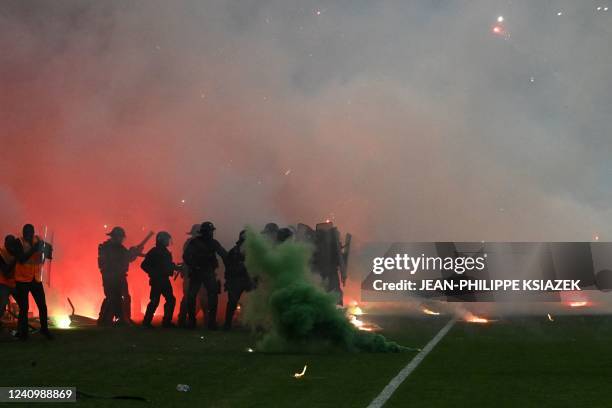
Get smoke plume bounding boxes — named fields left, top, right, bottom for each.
left=243, top=231, right=404, bottom=352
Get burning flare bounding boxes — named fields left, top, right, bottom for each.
left=348, top=305, right=364, bottom=316
left=293, top=365, right=308, bottom=379
left=50, top=315, right=72, bottom=329
left=464, top=313, right=489, bottom=324
left=422, top=307, right=440, bottom=316
left=568, top=301, right=588, bottom=308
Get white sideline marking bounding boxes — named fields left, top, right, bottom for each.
left=367, top=318, right=457, bottom=408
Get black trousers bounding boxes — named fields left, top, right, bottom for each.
left=120, top=275, right=131, bottom=320
left=224, top=280, right=249, bottom=328
left=15, top=280, right=48, bottom=337
left=186, top=271, right=218, bottom=328
left=178, top=274, right=207, bottom=326
left=143, top=277, right=176, bottom=325
left=99, top=274, right=129, bottom=324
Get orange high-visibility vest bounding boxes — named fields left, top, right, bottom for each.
left=14, top=236, right=43, bottom=283
left=0, top=247, right=16, bottom=288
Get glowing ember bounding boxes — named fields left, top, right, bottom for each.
left=51, top=315, right=72, bottom=329
left=547, top=313, right=554, bottom=322
left=293, top=365, right=308, bottom=379
left=465, top=314, right=489, bottom=324
left=422, top=307, right=440, bottom=316
left=568, top=301, right=588, bottom=308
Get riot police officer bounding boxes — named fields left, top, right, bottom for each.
left=223, top=230, right=252, bottom=330
left=183, top=222, right=227, bottom=329
left=141, top=232, right=179, bottom=328
left=97, top=227, right=144, bottom=326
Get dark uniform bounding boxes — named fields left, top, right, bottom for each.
left=183, top=222, right=227, bottom=329
left=313, top=223, right=347, bottom=305
left=223, top=231, right=252, bottom=329
left=177, top=224, right=207, bottom=327
left=97, top=227, right=140, bottom=325
left=141, top=232, right=177, bottom=327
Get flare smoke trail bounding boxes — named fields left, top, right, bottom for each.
left=243, top=231, right=404, bottom=352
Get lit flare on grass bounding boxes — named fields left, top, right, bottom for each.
left=348, top=305, right=364, bottom=316
left=465, top=313, right=489, bottom=324
left=293, top=365, right=307, bottom=379
left=51, top=315, right=72, bottom=329
left=349, top=315, right=381, bottom=332
left=422, top=307, right=440, bottom=316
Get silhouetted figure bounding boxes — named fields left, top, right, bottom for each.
left=312, top=222, right=350, bottom=305
left=183, top=222, right=227, bottom=330
left=261, top=223, right=279, bottom=243
left=177, top=224, right=207, bottom=327
left=277, top=227, right=294, bottom=243
left=14, top=224, right=53, bottom=340
left=0, top=235, right=18, bottom=326
left=223, top=230, right=252, bottom=330
left=141, top=232, right=179, bottom=328
left=97, top=227, right=143, bottom=326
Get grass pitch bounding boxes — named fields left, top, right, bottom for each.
left=2, top=314, right=611, bottom=407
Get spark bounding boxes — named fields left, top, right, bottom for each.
left=180, top=199, right=186, bottom=204
left=547, top=313, right=554, bottom=322
left=497, top=15, right=504, bottom=23
left=315, top=9, right=322, bottom=16
left=293, top=365, right=308, bottom=379
left=103, top=224, right=108, bottom=229
left=557, top=11, right=563, bottom=16
left=284, top=169, right=292, bottom=176
left=492, top=25, right=504, bottom=35
left=246, top=347, right=254, bottom=353
left=594, top=234, right=600, bottom=241
left=422, top=307, right=440, bottom=316
left=568, top=301, right=587, bottom=308
left=530, top=76, right=535, bottom=83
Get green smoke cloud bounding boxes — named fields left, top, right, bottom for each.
left=242, top=230, right=406, bottom=352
